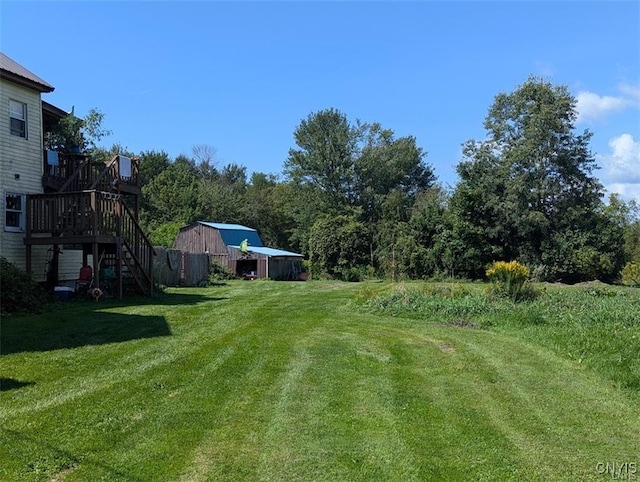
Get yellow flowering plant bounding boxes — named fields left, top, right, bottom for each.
left=621, top=262, right=640, bottom=287
left=486, top=260, right=530, bottom=301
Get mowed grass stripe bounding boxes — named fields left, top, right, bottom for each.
left=1, top=281, right=640, bottom=481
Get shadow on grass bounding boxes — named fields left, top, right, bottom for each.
left=1, top=291, right=229, bottom=355
left=149, top=291, right=229, bottom=306
left=0, top=378, right=35, bottom=392
left=1, top=311, right=172, bottom=355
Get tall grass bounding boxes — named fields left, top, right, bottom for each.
left=357, top=282, right=640, bottom=392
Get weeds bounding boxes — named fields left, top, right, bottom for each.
left=486, top=260, right=535, bottom=302
left=359, top=281, right=640, bottom=391
left=621, top=262, right=640, bottom=287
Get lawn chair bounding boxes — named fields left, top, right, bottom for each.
left=76, top=265, right=93, bottom=296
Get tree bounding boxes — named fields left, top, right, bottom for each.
left=91, top=143, right=135, bottom=164
left=149, top=221, right=183, bottom=247
left=191, top=144, right=219, bottom=180
left=45, top=107, right=111, bottom=153
left=308, top=215, right=370, bottom=281
left=284, top=108, right=435, bottom=268
left=138, top=150, right=171, bottom=187
left=285, top=108, right=358, bottom=207
left=245, top=173, right=295, bottom=250
left=450, top=76, right=623, bottom=281
left=356, top=123, right=434, bottom=226
left=141, top=157, right=201, bottom=229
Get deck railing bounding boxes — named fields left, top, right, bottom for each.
left=42, top=153, right=140, bottom=192
left=120, top=201, right=154, bottom=294
left=27, top=191, right=121, bottom=237
left=26, top=190, right=153, bottom=295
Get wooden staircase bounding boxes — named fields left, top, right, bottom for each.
left=27, top=154, right=154, bottom=297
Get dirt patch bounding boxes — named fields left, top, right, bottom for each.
left=445, top=319, right=482, bottom=330
left=572, top=280, right=611, bottom=288
left=50, top=467, right=76, bottom=482
left=437, top=342, right=456, bottom=353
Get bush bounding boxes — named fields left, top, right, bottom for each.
left=209, top=260, right=236, bottom=283
left=486, top=260, right=533, bottom=302
left=0, top=257, right=47, bottom=315
left=620, top=262, right=640, bottom=287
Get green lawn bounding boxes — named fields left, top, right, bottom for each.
left=1, top=281, right=639, bottom=481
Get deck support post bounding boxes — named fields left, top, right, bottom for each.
left=92, top=242, right=99, bottom=289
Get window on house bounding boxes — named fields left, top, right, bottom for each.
left=9, top=100, right=27, bottom=138
left=5, top=193, right=25, bottom=231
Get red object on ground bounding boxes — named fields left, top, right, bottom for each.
left=79, top=265, right=92, bottom=282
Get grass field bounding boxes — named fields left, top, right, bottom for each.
left=1, top=280, right=639, bottom=481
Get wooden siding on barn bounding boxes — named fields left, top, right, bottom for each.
left=173, top=223, right=227, bottom=256
left=173, top=222, right=305, bottom=280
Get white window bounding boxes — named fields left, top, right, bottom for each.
left=9, top=100, right=27, bottom=138
left=5, top=193, right=25, bottom=231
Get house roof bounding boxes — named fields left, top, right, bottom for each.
left=0, top=53, right=55, bottom=93
left=230, top=246, right=304, bottom=258
left=198, top=221, right=264, bottom=247
left=42, top=100, right=68, bottom=118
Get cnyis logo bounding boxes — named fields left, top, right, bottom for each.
left=596, top=462, right=637, bottom=480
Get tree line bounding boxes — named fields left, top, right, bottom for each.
left=96, top=76, right=640, bottom=283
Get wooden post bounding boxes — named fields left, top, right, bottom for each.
left=91, top=191, right=98, bottom=237
left=26, top=245, right=32, bottom=276
left=117, top=238, right=123, bottom=299
left=92, top=242, right=100, bottom=289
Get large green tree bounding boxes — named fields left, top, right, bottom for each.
left=141, top=155, right=201, bottom=230
left=285, top=108, right=358, bottom=209
left=450, top=77, right=624, bottom=281
left=284, top=108, right=435, bottom=274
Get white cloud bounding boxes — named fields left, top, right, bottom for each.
left=604, top=182, right=640, bottom=205
left=603, top=134, right=640, bottom=183
left=618, top=82, right=640, bottom=104
left=599, top=133, right=640, bottom=203
left=575, top=91, right=629, bottom=123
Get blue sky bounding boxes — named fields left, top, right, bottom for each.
left=2, top=1, right=639, bottom=202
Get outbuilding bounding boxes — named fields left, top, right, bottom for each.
left=173, top=222, right=304, bottom=280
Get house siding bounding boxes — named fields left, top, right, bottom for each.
left=0, top=80, right=45, bottom=276
left=0, top=78, right=83, bottom=281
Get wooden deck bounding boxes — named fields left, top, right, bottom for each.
left=42, top=152, right=141, bottom=195
left=26, top=154, right=153, bottom=297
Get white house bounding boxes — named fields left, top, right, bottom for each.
left=0, top=53, right=83, bottom=282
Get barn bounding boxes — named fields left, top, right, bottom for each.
left=173, top=222, right=304, bottom=280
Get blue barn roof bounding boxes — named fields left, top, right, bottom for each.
left=229, top=246, right=303, bottom=257
left=198, top=222, right=264, bottom=247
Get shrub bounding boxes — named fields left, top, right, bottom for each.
left=620, top=262, right=640, bottom=287
left=486, top=260, right=532, bottom=302
left=421, top=283, right=470, bottom=299
left=209, top=260, right=236, bottom=283
left=0, top=257, right=47, bottom=315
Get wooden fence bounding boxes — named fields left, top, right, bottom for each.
left=154, top=248, right=211, bottom=287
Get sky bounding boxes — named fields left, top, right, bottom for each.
left=1, top=1, right=639, bottom=203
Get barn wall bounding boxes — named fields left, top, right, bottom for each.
left=172, top=224, right=303, bottom=281
left=173, top=224, right=227, bottom=255
left=268, top=257, right=303, bottom=280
